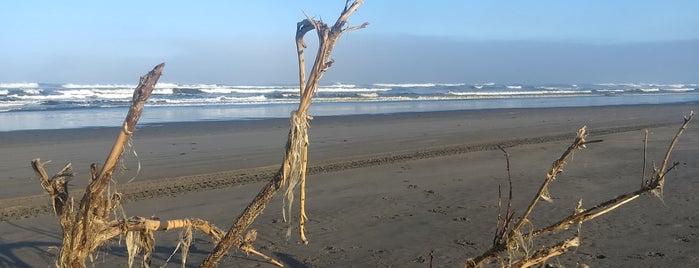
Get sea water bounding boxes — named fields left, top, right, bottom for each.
left=1, top=82, right=697, bottom=131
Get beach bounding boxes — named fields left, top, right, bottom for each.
left=1, top=103, right=698, bottom=267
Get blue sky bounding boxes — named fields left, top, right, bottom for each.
left=1, top=1, right=697, bottom=84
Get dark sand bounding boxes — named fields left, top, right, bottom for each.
left=1, top=103, right=698, bottom=267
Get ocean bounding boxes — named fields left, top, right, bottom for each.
left=1, top=82, right=697, bottom=131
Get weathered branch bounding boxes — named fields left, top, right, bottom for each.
left=529, top=111, right=694, bottom=239
left=86, top=62, right=164, bottom=203
left=31, top=63, right=165, bottom=267
left=31, top=159, right=74, bottom=234
left=466, top=111, right=693, bottom=267
left=466, top=128, right=593, bottom=267
left=511, top=236, right=580, bottom=268
left=508, top=127, right=588, bottom=240
left=530, top=190, right=642, bottom=239
left=493, top=146, right=515, bottom=247
left=199, top=2, right=366, bottom=267
left=652, top=110, right=693, bottom=191
left=61, top=62, right=164, bottom=267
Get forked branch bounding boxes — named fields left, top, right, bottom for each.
left=31, top=63, right=164, bottom=268
left=528, top=111, right=694, bottom=239
left=466, top=111, right=692, bottom=267
left=199, top=2, right=366, bottom=267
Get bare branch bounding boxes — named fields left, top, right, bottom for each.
left=200, top=3, right=365, bottom=267
left=509, top=127, right=588, bottom=240
left=529, top=111, right=693, bottom=239
left=467, top=111, right=693, bottom=267
left=512, top=236, right=580, bottom=268
left=88, top=63, right=165, bottom=196
left=31, top=64, right=165, bottom=267
left=654, top=111, right=693, bottom=190
left=642, top=129, right=649, bottom=188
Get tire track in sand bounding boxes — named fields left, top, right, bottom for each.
left=0, top=123, right=669, bottom=221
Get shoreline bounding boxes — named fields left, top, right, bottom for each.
left=2, top=96, right=698, bottom=132
left=2, top=101, right=697, bottom=134
left=0, top=103, right=697, bottom=267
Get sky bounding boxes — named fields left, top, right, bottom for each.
left=1, top=1, right=698, bottom=84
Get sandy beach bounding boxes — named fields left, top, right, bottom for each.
left=1, top=103, right=698, bottom=267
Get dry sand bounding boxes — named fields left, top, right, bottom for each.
left=1, top=104, right=698, bottom=267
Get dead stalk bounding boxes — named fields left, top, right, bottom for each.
left=466, top=111, right=693, bottom=267
left=32, top=64, right=278, bottom=267
left=31, top=63, right=164, bottom=267
left=199, top=2, right=367, bottom=267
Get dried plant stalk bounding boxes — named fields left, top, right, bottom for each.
left=512, top=237, right=580, bottom=268
left=33, top=63, right=280, bottom=267
left=528, top=111, right=694, bottom=239
left=199, top=2, right=366, bottom=267
left=466, top=111, right=693, bottom=267
left=509, top=127, right=589, bottom=236
left=30, top=63, right=164, bottom=267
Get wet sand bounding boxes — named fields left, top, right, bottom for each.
left=1, top=103, right=698, bottom=267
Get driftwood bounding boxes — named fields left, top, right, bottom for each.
left=32, top=64, right=279, bottom=267
left=466, top=111, right=694, bottom=267
left=199, top=1, right=367, bottom=267
left=32, top=63, right=165, bottom=267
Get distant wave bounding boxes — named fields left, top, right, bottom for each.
left=1, top=81, right=697, bottom=113
left=447, top=90, right=593, bottom=96
left=318, top=87, right=390, bottom=93
left=595, top=82, right=698, bottom=88
left=3, top=88, right=43, bottom=95
left=62, top=83, right=134, bottom=89
left=662, top=88, right=695, bottom=92
left=356, top=92, right=379, bottom=98
left=373, top=83, right=436, bottom=88
left=628, top=88, right=660, bottom=93
left=0, top=82, right=39, bottom=88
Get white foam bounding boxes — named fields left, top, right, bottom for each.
left=10, top=94, right=68, bottom=101
left=154, top=95, right=269, bottom=105
left=447, top=90, right=592, bottom=96
left=154, top=83, right=180, bottom=89
left=472, top=83, right=496, bottom=88
left=633, top=88, right=661, bottom=92
left=506, top=85, right=522, bottom=89
left=219, top=95, right=268, bottom=102
left=313, top=96, right=411, bottom=103
left=0, top=89, right=9, bottom=95
left=153, top=88, right=174, bottom=95
left=538, top=86, right=573, bottom=90
left=323, top=83, right=357, bottom=88
left=0, top=100, right=39, bottom=110
left=373, top=83, right=436, bottom=88
left=357, top=92, right=379, bottom=98
left=0, top=82, right=39, bottom=88
left=201, top=87, right=297, bottom=94
left=21, top=89, right=42, bottom=95
left=57, top=89, right=133, bottom=99
left=667, top=84, right=688, bottom=88
left=662, top=88, right=694, bottom=92
left=62, top=83, right=135, bottom=89
left=317, top=87, right=390, bottom=93
left=229, top=85, right=289, bottom=89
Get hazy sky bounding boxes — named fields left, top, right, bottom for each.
left=1, top=1, right=697, bottom=84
